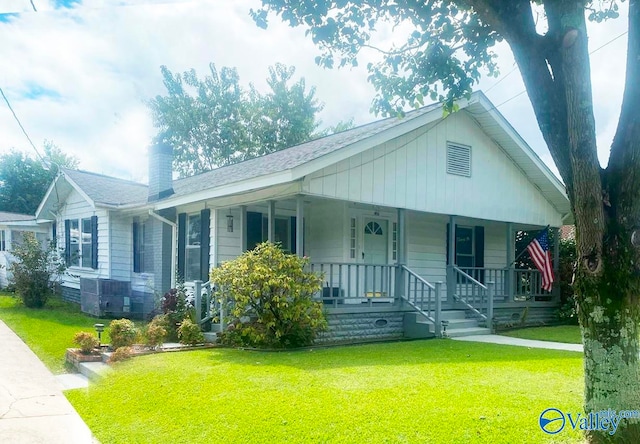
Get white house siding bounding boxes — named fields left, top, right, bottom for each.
left=57, top=189, right=110, bottom=291
left=303, top=111, right=563, bottom=227
left=307, top=199, right=347, bottom=264
left=216, top=207, right=242, bottom=264
left=109, top=212, right=132, bottom=281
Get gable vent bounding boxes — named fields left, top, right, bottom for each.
left=446, top=142, right=471, bottom=177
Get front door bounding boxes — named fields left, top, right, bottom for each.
left=362, top=218, right=388, bottom=297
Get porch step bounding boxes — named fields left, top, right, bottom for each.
left=445, top=327, right=491, bottom=338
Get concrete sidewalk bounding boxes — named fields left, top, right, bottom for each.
left=0, top=320, right=96, bottom=444
left=452, top=334, right=584, bottom=352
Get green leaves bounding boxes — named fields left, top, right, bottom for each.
left=148, top=62, right=323, bottom=178
left=211, top=242, right=325, bottom=348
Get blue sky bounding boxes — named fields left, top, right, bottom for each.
left=0, top=0, right=630, bottom=182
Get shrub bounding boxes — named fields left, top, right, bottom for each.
left=159, top=283, right=193, bottom=340
left=144, top=315, right=168, bottom=348
left=210, top=242, right=325, bottom=349
left=9, top=233, right=65, bottom=308
left=177, top=318, right=204, bottom=345
left=109, top=319, right=139, bottom=349
left=557, top=237, right=578, bottom=324
left=73, top=331, right=99, bottom=354
left=108, top=346, right=132, bottom=363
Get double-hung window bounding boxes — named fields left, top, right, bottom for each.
left=65, top=217, right=98, bottom=269
left=0, top=230, right=6, bottom=251
left=133, top=219, right=150, bottom=273
left=185, top=214, right=202, bottom=281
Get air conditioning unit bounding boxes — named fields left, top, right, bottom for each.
left=80, top=278, right=132, bottom=317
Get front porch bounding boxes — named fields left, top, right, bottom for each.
left=189, top=195, right=561, bottom=341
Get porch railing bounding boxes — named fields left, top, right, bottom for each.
left=309, top=262, right=397, bottom=307
left=193, top=280, right=225, bottom=332
left=453, top=266, right=551, bottom=302
left=399, top=265, right=441, bottom=336
left=451, top=266, right=494, bottom=330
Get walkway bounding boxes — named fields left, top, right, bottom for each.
left=452, top=334, right=583, bottom=352
left=0, top=321, right=96, bottom=444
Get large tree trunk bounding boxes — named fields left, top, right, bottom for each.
left=475, top=1, right=640, bottom=442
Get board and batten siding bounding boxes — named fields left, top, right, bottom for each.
left=303, top=111, right=562, bottom=226
left=307, top=199, right=347, bottom=264
left=57, top=188, right=110, bottom=289
left=216, top=207, right=242, bottom=265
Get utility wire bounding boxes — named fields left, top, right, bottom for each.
left=29, top=0, right=37, bottom=12
left=0, top=86, right=45, bottom=162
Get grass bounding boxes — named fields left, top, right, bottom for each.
left=0, top=293, right=112, bottom=373
left=501, top=325, right=582, bottom=344
left=66, top=340, right=585, bottom=444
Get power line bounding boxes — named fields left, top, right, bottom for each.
left=0, top=86, right=45, bottom=162
left=29, top=0, right=37, bottom=12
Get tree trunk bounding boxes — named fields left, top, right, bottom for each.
left=474, top=1, right=640, bottom=441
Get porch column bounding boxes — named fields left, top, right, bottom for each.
left=267, top=200, right=276, bottom=242
left=296, top=196, right=304, bottom=257
left=240, top=205, right=247, bottom=252
left=505, top=222, right=514, bottom=301
left=395, top=208, right=407, bottom=302
left=447, top=215, right=456, bottom=304
left=553, top=226, right=561, bottom=303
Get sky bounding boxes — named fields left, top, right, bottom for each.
left=0, top=0, right=630, bottom=184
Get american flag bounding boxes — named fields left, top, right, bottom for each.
left=526, top=228, right=554, bottom=292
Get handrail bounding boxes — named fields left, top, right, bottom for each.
left=399, top=265, right=438, bottom=328
left=400, top=265, right=436, bottom=290
left=452, top=266, right=487, bottom=289
left=451, top=266, right=487, bottom=320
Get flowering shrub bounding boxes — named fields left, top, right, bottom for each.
left=109, top=319, right=139, bottom=349
left=108, top=346, right=132, bottom=363
left=144, top=315, right=168, bottom=348
left=73, top=331, right=99, bottom=354
left=177, top=318, right=204, bottom=345
left=211, top=242, right=325, bottom=348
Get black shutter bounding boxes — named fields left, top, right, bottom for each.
left=446, top=223, right=450, bottom=265
left=246, top=211, right=263, bottom=251
left=200, top=209, right=210, bottom=282
left=52, top=222, right=57, bottom=245
left=64, top=219, right=71, bottom=266
left=474, top=226, right=485, bottom=283
left=132, top=221, right=140, bottom=273
left=177, top=213, right=187, bottom=280
left=91, top=216, right=98, bottom=269
left=290, top=216, right=296, bottom=254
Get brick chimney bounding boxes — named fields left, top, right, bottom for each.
left=148, top=142, right=174, bottom=202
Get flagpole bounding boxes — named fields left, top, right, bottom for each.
left=508, top=225, right=550, bottom=268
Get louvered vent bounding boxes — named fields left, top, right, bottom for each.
left=446, top=142, right=471, bottom=177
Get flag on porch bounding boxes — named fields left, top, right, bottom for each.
left=526, top=227, right=554, bottom=292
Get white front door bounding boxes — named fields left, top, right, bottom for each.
left=362, top=218, right=388, bottom=296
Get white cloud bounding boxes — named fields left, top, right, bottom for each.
left=0, top=0, right=630, bottom=185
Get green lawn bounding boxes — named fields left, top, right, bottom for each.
left=66, top=341, right=585, bottom=444
left=501, top=325, right=582, bottom=344
left=0, top=293, right=112, bottom=373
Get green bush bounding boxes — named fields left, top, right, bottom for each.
left=177, top=318, right=204, bottom=345
left=144, top=316, right=168, bottom=348
left=109, top=319, right=139, bottom=349
left=73, top=331, right=99, bottom=354
left=9, top=233, right=65, bottom=308
left=211, top=242, right=325, bottom=349
left=159, top=283, right=193, bottom=341
left=108, top=346, right=132, bottom=363
left=557, top=238, right=578, bottom=324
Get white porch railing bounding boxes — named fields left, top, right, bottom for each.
left=451, top=266, right=494, bottom=330
left=453, top=267, right=551, bottom=302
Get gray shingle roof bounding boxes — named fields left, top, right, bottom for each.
left=171, top=102, right=440, bottom=197
left=0, top=211, right=35, bottom=222
left=61, top=169, right=149, bottom=207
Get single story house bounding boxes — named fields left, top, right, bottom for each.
left=0, top=212, right=52, bottom=288
left=35, top=91, right=571, bottom=341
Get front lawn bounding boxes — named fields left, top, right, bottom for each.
left=67, top=340, right=585, bottom=443
left=501, top=325, right=582, bottom=344
left=0, top=293, right=112, bottom=373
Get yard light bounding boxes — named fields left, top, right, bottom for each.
left=441, top=320, right=449, bottom=337
left=94, top=323, right=105, bottom=347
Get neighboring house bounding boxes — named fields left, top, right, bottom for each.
left=35, top=91, right=571, bottom=340
left=560, top=225, right=576, bottom=240
left=0, top=212, right=52, bottom=288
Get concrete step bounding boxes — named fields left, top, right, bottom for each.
left=423, top=317, right=479, bottom=332
left=78, top=361, right=112, bottom=381
left=203, top=332, right=219, bottom=343
left=445, top=327, right=491, bottom=338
